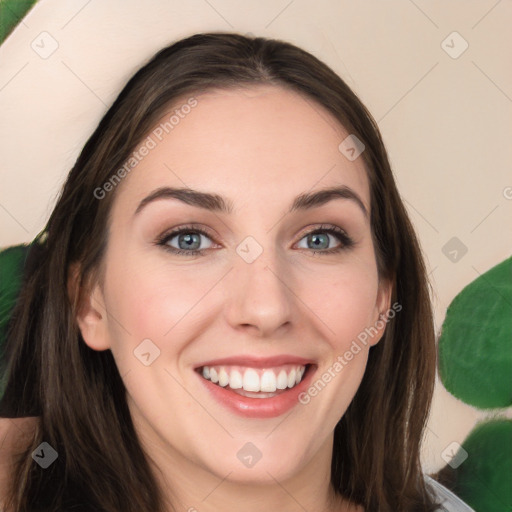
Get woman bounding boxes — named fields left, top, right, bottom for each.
left=0, top=32, right=473, bottom=511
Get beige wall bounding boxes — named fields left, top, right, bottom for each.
left=0, top=0, right=511, bottom=472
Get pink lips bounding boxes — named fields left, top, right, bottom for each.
left=195, top=354, right=317, bottom=419
left=195, top=354, right=315, bottom=369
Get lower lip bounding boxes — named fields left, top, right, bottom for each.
left=196, top=365, right=316, bottom=418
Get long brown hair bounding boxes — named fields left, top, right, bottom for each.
left=0, top=32, right=438, bottom=511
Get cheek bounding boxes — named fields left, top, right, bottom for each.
left=297, top=263, right=378, bottom=426
left=299, top=259, right=380, bottom=351
left=101, top=255, right=204, bottom=411
left=103, top=249, right=212, bottom=344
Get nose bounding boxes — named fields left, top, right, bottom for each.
left=223, top=246, right=295, bottom=338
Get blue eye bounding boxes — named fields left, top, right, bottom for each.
left=157, top=227, right=215, bottom=256
left=156, top=223, right=354, bottom=257
left=296, top=226, right=353, bottom=254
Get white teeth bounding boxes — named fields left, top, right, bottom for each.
left=287, top=369, right=296, bottom=388
left=276, top=370, right=288, bottom=389
left=243, top=369, right=260, bottom=392
left=199, top=364, right=307, bottom=393
left=218, top=368, right=229, bottom=387
left=229, top=369, right=243, bottom=389
left=260, top=370, right=277, bottom=392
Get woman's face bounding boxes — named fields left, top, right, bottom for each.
left=78, top=85, right=391, bottom=488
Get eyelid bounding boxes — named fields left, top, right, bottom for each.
left=156, top=223, right=217, bottom=241
left=295, top=223, right=348, bottom=240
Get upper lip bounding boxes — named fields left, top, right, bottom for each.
left=195, top=354, right=315, bottom=369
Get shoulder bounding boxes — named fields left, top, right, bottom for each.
left=0, top=417, right=38, bottom=503
left=424, top=474, right=476, bottom=512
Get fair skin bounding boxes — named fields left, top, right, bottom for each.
left=0, top=85, right=391, bottom=511
left=0, top=417, right=36, bottom=501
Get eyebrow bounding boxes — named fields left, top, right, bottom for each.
left=134, top=185, right=368, bottom=218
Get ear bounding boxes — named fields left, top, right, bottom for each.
left=68, top=263, right=111, bottom=351
left=368, top=277, right=394, bottom=347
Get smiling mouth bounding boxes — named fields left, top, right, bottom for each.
left=195, top=363, right=313, bottom=398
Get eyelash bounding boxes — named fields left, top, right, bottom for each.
left=155, top=223, right=354, bottom=257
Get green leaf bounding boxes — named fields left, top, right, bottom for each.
left=0, top=244, right=30, bottom=350
left=456, top=420, right=512, bottom=512
left=0, top=0, right=38, bottom=44
left=438, top=257, right=512, bottom=408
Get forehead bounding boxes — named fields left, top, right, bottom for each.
left=113, top=85, right=370, bottom=217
